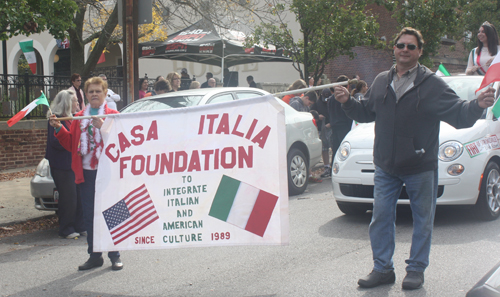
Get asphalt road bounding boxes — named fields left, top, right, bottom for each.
left=1, top=179, right=499, bottom=296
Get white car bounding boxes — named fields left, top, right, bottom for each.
left=31, top=87, right=322, bottom=211
left=331, top=75, right=500, bottom=220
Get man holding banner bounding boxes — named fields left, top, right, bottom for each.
left=49, top=77, right=123, bottom=271
left=334, top=27, right=496, bottom=290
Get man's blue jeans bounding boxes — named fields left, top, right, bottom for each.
left=370, top=166, right=438, bottom=273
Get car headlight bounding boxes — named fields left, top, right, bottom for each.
left=35, top=159, right=50, bottom=177
left=438, top=141, right=463, bottom=162
left=337, top=142, right=351, bottom=162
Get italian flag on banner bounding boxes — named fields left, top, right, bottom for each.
left=7, top=93, right=49, bottom=127
left=19, top=40, right=36, bottom=74
left=209, top=175, right=279, bottom=237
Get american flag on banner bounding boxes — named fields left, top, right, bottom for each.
left=103, top=184, right=159, bottom=245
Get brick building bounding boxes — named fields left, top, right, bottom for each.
left=324, top=4, right=469, bottom=84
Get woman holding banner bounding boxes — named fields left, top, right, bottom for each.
left=45, top=90, right=85, bottom=239
left=466, top=21, right=500, bottom=75
left=49, top=77, right=123, bottom=271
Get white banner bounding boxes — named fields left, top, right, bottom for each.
left=93, top=95, right=289, bottom=251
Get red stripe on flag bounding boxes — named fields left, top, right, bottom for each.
left=244, top=190, right=279, bottom=237
left=113, top=215, right=159, bottom=245
left=111, top=206, right=158, bottom=243
left=7, top=110, right=29, bottom=127
left=29, top=63, right=36, bottom=74
left=477, top=62, right=500, bottom=91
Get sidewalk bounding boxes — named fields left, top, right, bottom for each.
left=0, top=166, right=53, bottom=227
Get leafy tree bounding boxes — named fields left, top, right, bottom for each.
left=68, top=1, right=120, bottom=77
left=391, top=0, right=462, bottom=67
left=0, top=0, right=77, bottom=40
left=246, top=0, right=388, bottom=85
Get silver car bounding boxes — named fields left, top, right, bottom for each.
left=31, top=87, right=322, bottom=211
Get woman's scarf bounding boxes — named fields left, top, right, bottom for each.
left=78, top=103, right=105, bottom=169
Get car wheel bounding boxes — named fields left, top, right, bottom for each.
left=336, top=202, right=370, bottom=216
left=476, top=161, right=500, bottom=221
left=287, top=148, right=309, bottom=196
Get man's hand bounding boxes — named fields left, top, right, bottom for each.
left=477, top=86, right=496, bottom=109
left=333, top=86, right=350, bottom=103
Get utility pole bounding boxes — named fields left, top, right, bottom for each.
left=122, top=0, right=139, bottom=104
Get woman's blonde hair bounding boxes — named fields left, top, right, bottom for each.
left=287, top=79, right=307, bottom=91
left=47, top=90, right=76, bottom=118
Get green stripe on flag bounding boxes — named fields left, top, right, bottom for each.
left=209, top=175, right=241, bottom=221
left=492, top=97, right=500, bottom=118
left=438, top=64, right=450, bottom=76
left=36, top=92, right=49, bottom=107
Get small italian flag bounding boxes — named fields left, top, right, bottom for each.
left=209, top=175, right=279, bottom=237
left=436, top=64, right=450, bottom=77
left=19, top=40, right=36, bottom=74
left=7, top=92, right=49, bottom=127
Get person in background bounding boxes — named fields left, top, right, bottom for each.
left=466, top=21, right=500, bottom=75
left=149, top=76, right=166, bottom=96
left=190, top=81, right=201, bottom=89
left=310, top=88, right=332, bottom=178
left=247, top=75, right=257, bottom=88
left=309, top=76, right=321, bottom=87
left=208, top=78, right=216, bottom=88
left=139, top=78, right=150, bottom=99
left=180, top=68, right=192, bottom=90
left=154, top=79, right=171, bottom=95
left=289, top=90, right=322, bottom=183
left=98, top=74, right=120, bottom=110
left=335, top=27, right=495, bottom=290
left=351, top=80, right=368, bottom=100
left=289, top=90, right=317, bottom=112
left=201, top=72, right=213, bottom=88
left=167, top=72, right=181, bottom=92
left=327, top=75, right=352, bottom=169
left=349, top=74, right=361, bottom=92
left=282, top=79, right=307, bottom=104
left=69, top=73, right=85, bottom=110
left=49, top=77, right=123, bottom=271
left=45, top=90, right=85, bottom=239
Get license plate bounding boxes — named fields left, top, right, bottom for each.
left=53, top=189, right=59, bottom=203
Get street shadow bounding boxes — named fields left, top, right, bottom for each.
left=5, top=268, right=141, bottom=297
left=319, top=204, right=500, bottom=245
left=0, top=228, right=87, bottom=265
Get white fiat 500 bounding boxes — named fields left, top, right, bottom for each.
left=331, top=75, right=500, bottom=220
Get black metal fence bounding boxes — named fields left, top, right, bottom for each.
left=0, top=73, right=125, bottom=119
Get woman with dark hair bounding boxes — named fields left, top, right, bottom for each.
left=49, top=77, right=123, bottom=271
left=68, top=73, right=85, bottom=110
left=45, top=90, right=84, bottom=239
left=139, top=78, right=150, bottom=98
left=351, top=80, right=368, bottom=100
left=466, top=21, right=500, bottom=75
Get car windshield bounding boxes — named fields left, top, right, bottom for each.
left=442, top=76, right=484, bottom=102
left=121, top=95, right=204, bottom=113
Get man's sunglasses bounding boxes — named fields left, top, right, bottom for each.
left=395, top=43, right=418, bottom=50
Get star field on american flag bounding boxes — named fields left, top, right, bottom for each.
left=103, top=200, right=131, bottom=230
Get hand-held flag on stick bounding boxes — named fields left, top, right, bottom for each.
left=476, top=54, right=500, bottom=92
left=7, top=92, right=49, bottom=127
left=436, top=64, right=450, bottom=76
left=19, top=40, right=36, bottom=74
